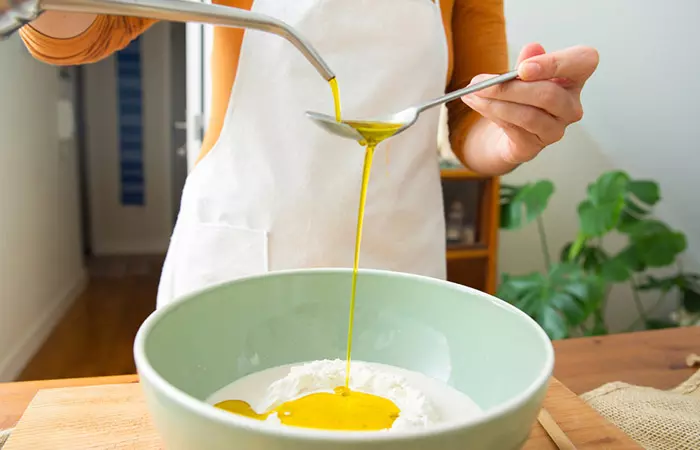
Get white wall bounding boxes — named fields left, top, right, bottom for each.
left=0, top=35, right=86, bottom=381
left=499, top=0, right=700, bottom=331
left=84, top=22, right=174, bottom=255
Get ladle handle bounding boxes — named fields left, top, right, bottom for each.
left=416, top=69, right=519, bottom=113
left=1, top=0, right=335, bottom=81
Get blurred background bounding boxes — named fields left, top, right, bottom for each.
left=0, top=0, right=698, bottom=382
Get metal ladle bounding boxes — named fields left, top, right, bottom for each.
left=306, top=70, right=519, bottom=143
left=0, top=0, right=335, bottom=81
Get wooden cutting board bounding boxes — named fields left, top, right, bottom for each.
left=5, top=378, right=641, bottom=449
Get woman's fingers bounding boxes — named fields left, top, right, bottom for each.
left=516, top=43, right=546, bottom=65
left=517, top=45, right=600, bottom=89
left=463, top=95, right=566, bottom=149
left=467, top=75, right=583, bottom=123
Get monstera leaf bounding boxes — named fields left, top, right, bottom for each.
left=621, top=220, right=687, bottom=268
left=577, top=171, right=630, bottom=237
left=498, top=263, right=604, bottom=340
left=617, top=180, right=660, bottom=231
left=638, top=273, right=700, bottom=313
left=560, top=242, right=609, bottom=273
left=500, top=180, right=554, bottom=230
left=576, top=173, right=662, bottom=239
left=561, top=239, right=635, bottom=283
left=571, top=220, right=687, bottom=283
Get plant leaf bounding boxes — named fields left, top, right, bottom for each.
left=631, top=226, right=687, bottom=268
left=578, top=200, right=621, bottom=237
left=682, top=286, right=700, bottom=313
left=645, top=318, right=677, bottom=330
left=500, top=203, right=521, bottom=229
left=497, top=263, right=602, bottom=340
left=499, top=180, right=554, bottom=230
left=639, top=233, right=687, bottom=267
left=497, top=272, right=544, bottom=316
left=541, top=308, right=569, bottom=340
left=519, top=180, right=555, bottom=223
left=628, top=180, right=660, bottom=206
left=586, top=315, right=609, bottom=336
left=561, top=242, right=609, bottom=273
left=617, top=199, right=648, bottom=232
left=550, top=292, right=587, bottom=326
left=587, top=171, right=630, bottom=204
left=600, top=256, right=631, bottom=282
left=578, top=171, right=630, bottom=237
left=637, top=272, right=700, bottom=295
left=616, top=245, right=647, bottom=272
left=637, top=275, right=676, bottom=292
left=567, top=233, right=588, bottom=262
left=500, top=272, right=543, bottom=292
left=623, top=219, right=671, bottom=236
left=583, top=247, right=609, bottom=273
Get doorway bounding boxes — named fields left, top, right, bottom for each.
left=75, top=22, right=188, bottom=258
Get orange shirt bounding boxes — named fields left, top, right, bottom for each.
left=19, top=0, right=508, bottom=164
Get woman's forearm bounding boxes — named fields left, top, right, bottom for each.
left=29, top=12, right=97, bottom=38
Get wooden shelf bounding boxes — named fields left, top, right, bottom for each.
left=446, top=247, right=489, bottom=261
left=440, top=164, right=499, bottom=294
left=440, top=168, right=489, bottom=180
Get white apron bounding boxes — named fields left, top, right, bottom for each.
left=157, top=0, right=449, bottom=308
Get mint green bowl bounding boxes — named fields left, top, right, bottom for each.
left=134, top=269, right=553, bottom=450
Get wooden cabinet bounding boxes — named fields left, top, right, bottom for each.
left=440, top=168, right=500, bottom=294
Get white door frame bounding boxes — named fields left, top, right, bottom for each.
left=185, top=0, right=213, bottom=172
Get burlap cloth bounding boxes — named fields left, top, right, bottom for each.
left=579, top=365, right=700, bottom=450
left=1, top=368, right=700, bottom=449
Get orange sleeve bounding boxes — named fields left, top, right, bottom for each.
left=19, top=16, right=155, bottom=66
left=446, top=0, right=509, bottom=157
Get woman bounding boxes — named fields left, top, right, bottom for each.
left=20, top=0, right=598, bottom=308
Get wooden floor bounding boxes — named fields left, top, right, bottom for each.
left=17, top=256, right=163, bottom=381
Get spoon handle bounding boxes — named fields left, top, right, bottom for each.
left=416, top=69, right=519, bottom=113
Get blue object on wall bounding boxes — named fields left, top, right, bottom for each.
left=116, top=37, right=145, bottom=206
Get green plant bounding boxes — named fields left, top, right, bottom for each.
left=498, top=171, right=700, bottom=340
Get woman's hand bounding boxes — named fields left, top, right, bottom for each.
left=462, top=43, right=599, bottom=167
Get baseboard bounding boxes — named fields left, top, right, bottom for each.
left=0, top=269, right=88, bottom=382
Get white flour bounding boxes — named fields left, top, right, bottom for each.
left=207, top=359, right=483, bottom=432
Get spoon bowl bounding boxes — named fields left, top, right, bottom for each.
left=305, top=108, right=418, bottom=144
left=306, top=70, right=519, bottom=143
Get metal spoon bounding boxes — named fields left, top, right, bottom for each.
left=306, top=70, right=519, bottom=143
left=1, top=0, right=334, bottom=81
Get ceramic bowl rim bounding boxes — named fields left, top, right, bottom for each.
left=133, top=268, right=554, bottom=442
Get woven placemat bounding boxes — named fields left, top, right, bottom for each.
left=581, top=366, right=700, bottom=450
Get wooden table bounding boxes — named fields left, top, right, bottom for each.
left=1, top=327, right=699, bottom=431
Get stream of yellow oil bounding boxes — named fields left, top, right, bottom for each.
left=342, top=121, right=403, bottom=389
left=329, top=77, right=342, bottom=122
left=214, top=79, right=404, bottom=432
